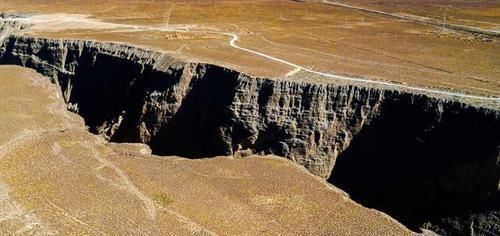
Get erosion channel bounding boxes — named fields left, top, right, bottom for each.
left=0, top=30, right=499, bottom=235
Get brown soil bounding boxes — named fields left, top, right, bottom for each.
left=2, top=0, right=499, bottom=96
left=336, top=0, right=500, bottom=30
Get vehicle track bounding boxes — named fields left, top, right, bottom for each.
left=88, top=143, right=157, bottom=220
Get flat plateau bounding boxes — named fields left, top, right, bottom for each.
left=2, top=0, right=499, bottom=98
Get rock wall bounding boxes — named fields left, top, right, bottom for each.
left=0, top=35, right=389, bottom=178
left=329, top=95, right=500, bottom=234
left=1, top=34, right=499, bottom=234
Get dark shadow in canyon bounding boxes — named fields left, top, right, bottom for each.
left=328, top=97, right=500, bottom=235
left=148, top=66, right=240, bottom=157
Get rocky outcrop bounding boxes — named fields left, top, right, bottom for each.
left=0, top=34, right=499, bottom=234
left=0, top=35, right=388, bottom=178
left=328, top=96, right=500, bottom=234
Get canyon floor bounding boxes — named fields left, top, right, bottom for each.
left=0, top=65, right=411, bottom=235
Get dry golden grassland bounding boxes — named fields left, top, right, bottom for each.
left=0, top=65, right=411, bottom=235
left=2, top=0, right=499, bottom=96
left=336, top=0, right=500, bottom=30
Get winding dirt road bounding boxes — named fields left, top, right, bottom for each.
left=226, top=32, right=499, bottom=101
left=3, top=14, right=499, bottom=102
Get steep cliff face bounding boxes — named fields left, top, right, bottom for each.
left=329, top=97, right=500, bottom=234
left=0, top=34, right=499, bottom=234
left=0, top=35, right=387, bottom=178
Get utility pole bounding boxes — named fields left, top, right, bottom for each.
left=149, top=0, right=154, bottom=21
left=442, top=12, right=447, bottom=31
left=165, top=0, right=175, bottom=29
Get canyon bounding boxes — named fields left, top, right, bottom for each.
left=0, top=29, right=498, bottom=235
left=0, top=0, right=499, bottom=235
